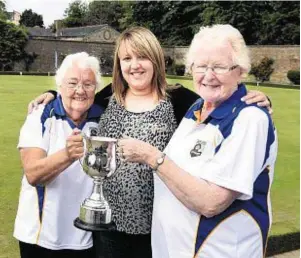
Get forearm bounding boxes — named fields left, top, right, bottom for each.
left=21, top=148, right=73, bottom=186
left=147, top=147, right=237, bottom=217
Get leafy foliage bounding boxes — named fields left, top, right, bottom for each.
left=0, top=0, right=8, bottom=20
left=23, top=52, right=38, bottom=71
left=19, top=9, right=44, bottom=28
left=0, top=20, right=28, bottom=71
left=48, top=22, right=56, bottom=32
left=287, top=70, right=300, bottom=85
left=63, top=0, right=88, bottom=27
left=249, top=57, right=275, bottom=82
left=259, top=1, right=300, bottom=45
left=61, top=1, right=299, bottom=46
left=85, top=1, right=125, bottom=30
left=99, top=56, right=113, bottom=75
left=175, top=63, right=186, bottom=76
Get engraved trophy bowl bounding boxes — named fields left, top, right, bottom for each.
left=74, top=134, right=117, bottom=231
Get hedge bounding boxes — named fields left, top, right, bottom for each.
left=287, top=70, right=300, bottom=85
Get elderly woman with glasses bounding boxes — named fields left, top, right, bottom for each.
left=119, top=24, right=278, bottom=258
left=14, top=52, right=103, bottom=258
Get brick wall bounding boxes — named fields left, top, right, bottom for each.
left=15, top=39, right=299, bottom=84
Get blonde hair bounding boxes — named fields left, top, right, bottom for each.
left=112, top=27, right=167, bottom=104
left=186, top=24, right=250, bottom=74
left=55, top=52, right=102, bottom=92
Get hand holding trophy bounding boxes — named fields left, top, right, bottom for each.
left=74, top=131, right=117, bottom=231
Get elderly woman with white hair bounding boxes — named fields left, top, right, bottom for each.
left=14, top=52, right=103, bottom=258
left=119, top=24, right=278, bottom=258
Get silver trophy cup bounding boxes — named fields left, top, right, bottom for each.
left=74, top=135, right=117, bottom=231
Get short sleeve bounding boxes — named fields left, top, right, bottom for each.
left=199, top=107, right=270, bottom=200
left=17, top=105, right=49, bottom=152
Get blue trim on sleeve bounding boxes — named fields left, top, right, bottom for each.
left=40, top=101, right=56, bottom=135
left=192, top=84, right=275, bottom=255
left=195, top=167, right=270, bottom=255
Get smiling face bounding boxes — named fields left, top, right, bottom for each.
left=192, top=40, right=242, bottom=105
left=118, top=41, right=154, bottom=95
left=60, top=64, right=96, bottom=123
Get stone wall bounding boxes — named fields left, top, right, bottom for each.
left=165, top=45, right=300, bottom=84
left=249, top=46, right=300, bottom=83
left=15, top=39, right=115, bottom=73
left=15, top=39, right=300, bottom=84
left=84, top=27, right=120, bottom=43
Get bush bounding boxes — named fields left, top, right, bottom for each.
left=100, top=56, right=113, bottom=75
left=249, top=57, right=274, bottom=82
left=164, top=56, right=174, bottom=74
left=175, top=64, right=185, bottom=76
left=287, top=70, right=300, bottom=85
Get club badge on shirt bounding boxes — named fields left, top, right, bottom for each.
left=190, top=140, right=207, bottom=157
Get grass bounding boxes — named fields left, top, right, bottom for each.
left=0, top=75, right=299, bottom=257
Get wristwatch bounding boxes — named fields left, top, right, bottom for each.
left=153, top=152, right=166, bottom=171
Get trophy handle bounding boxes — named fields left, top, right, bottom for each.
left=106, top=142, right=116, bottom=178
left=82, top=132, right=88, bottom=159
left=78, top=132, right=88, bottom=169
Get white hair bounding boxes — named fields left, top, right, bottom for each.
left=186, top=24, right=251, bottom=73
left=55, top=52, right=102, bottom=91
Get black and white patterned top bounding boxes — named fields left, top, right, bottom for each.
left=98, top=96, right=177, bottom=234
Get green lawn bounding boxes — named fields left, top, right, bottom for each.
left=0, top=75, right=299, bottom=257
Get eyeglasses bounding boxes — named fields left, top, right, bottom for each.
left=65, top=82, right=96, bottom=91
left=193, top=64, right=238, bottom=75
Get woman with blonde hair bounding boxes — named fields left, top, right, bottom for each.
left=120, top=24, right=277, bottom=258
left=28, top=26, right=271, bottom=257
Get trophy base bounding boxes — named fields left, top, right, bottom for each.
left=74, top=217, right=116, bottom=232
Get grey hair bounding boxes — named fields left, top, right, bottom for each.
left=186, top=24, right=250, bottom=74
left=55, top=52, right=102, bottom=92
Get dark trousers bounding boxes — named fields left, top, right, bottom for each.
left=19, top=241, right=95, bottom=258
left=93, top=231, right=152, bottom=258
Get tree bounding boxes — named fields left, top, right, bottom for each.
left=119, top=1, right=299, bottom=46
left=23, top=52, right=38, bottom=71
left=158, top=1, right=204, bottom=45
left=260, top=1, right=300, bottom=45
left=249, top=57, right=275, bottom=83
left=48, top=22, right=56, bottom=33
left=0, top=20, right=28, bottom=71
left=85, top=1, right=125, bottom=30
left=20, top=9, right=44, bottom=27
left=61, top=1, right=299, bottom=45
left=63, top=0, right=88, bottom=27
left=0, top=0, right=8, bottom=20
left=287, top=70, right=300, bottom=85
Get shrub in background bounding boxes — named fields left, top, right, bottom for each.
left=175, top=63, right=185, bottom=76
left=100, top=56, right=113, bottom=75
left=287, top=70, right=300, bottom=85
left=164, top=56, right=174, bottom=75
left=249, top=57, right=274, bottom=82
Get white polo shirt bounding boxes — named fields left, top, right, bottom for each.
left=152, top=84, right=277, bottom=258
left=14, top=96, right=103, bottom=250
